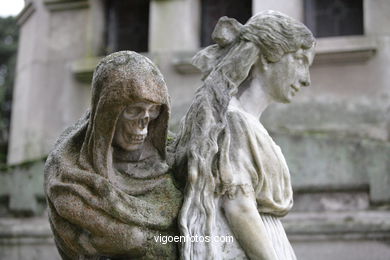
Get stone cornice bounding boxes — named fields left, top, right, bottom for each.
left=171, top=36, right=378, bottom=73
left=1, top=210, right=389, bottom=244
left=284, top=211, right=390, bottom=240
left=44, top=0, right=89, bottom=12
left=16, top=2, right=35, bottom=26
left=71, top=56, right=100, bottom=83
left=71, top=36, right=378, bottom=81
left=314, top=35, right=377, bottom=65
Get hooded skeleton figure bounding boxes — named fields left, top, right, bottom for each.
left=44, top=51, right=182, bottom=260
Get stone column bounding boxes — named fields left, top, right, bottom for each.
left=8, top=0, right=50, bottom=164
left=8, top=0, right=92, bottom=165
left=363, top=0, right=390, bottom=203
left=252, top=0, right=303, bottom=21
left=149, top=0, right=200, bottom=52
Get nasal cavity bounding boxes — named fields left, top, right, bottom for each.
left=139, top=117, right=149, bottom=129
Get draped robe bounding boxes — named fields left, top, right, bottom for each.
left=44, top=51, right=182, bottom=259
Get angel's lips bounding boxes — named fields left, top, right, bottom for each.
left=290, top=84, right=300, bottom=92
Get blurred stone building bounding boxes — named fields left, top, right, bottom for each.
left=1, top=0, right=389, bottom=259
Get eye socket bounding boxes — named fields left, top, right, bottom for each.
left=122, top=104, right=161, bottom=120
left=123, top=106, right=143, bottom=119
left=148, top=105, right=161, bottom=120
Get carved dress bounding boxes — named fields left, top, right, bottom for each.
left=215, top=105, right=296, bottom=260
left=175, top=69, right=297, bottom=259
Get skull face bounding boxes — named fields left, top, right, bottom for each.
left=113, top=101, right=161, bottom=152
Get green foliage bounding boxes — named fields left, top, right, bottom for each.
left=0, top=16, right=18, bottom=164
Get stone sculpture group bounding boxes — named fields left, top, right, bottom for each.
left=44, top=10, right=315, bottom=260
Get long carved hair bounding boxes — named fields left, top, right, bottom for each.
left=173, top=11, right=315, bottom=260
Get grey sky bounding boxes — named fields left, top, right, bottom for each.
left=0, top=0, right=25, bottom=17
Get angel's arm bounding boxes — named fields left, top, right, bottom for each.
left=222, top=190, right=278, bottom=260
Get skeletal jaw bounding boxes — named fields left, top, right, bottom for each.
left=127, top=134, right=146, bottom=144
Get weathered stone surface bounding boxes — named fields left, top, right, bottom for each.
left=0, top=161, right=46, bottom=216
left=44, top=51, right=182, bottom=259
left=3, top=211, right=390, bottom=260
left=0, top=217, right=60, bottom=260
left=274, top=133, right=371, bottom=190
left=173, top=10, right=315, bottom=260
left=150, top=0, right=200, bottom=52
left=268, top=131, right=390, bottom=203
left=259, top=98, right=390, bottom=204
left=8, top=0, right=91, bottom=165
left=292, top=191, right=370, bottom=212
left=284, top=210, right=390, bottom=260
left=293, top=240, right=390, bottom=260
left=263, top=99, right=389, bottom=141
left=4, top=0, right=390, bottom=259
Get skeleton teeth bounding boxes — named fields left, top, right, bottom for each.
left=128, top=134, right=146, bottom=142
